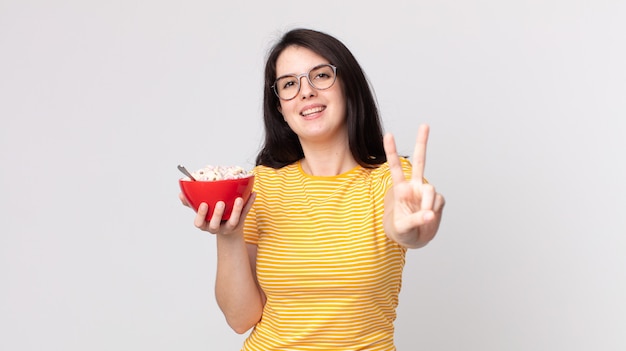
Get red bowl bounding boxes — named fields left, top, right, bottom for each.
left=179, top=175, right=254, bottom=221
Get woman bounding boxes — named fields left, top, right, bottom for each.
left=181, top=28, right=445, bottom=351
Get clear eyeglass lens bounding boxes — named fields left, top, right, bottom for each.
left=274, top=64, right=336, bottom=100
left=308, top=65, right=336, bottom=90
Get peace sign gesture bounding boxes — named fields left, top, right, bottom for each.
left=383, top=124, right=445, bottom=248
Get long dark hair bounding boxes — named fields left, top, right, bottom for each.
left=255, top=28, right=386, bottom=169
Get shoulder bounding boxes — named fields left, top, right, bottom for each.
left=370, top=157, right=412, bottom=180
left=252, top=163, right=298, bottom=177
left=252, top=164, right=275, bottom=177
left=251, top=163, right=300, bottom=190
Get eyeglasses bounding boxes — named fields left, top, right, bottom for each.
left=272, top=64, right=337, bottom=101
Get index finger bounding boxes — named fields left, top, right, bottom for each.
left=412, top=124, right=430, bottom=182
left=383, top=133, right=409, bottom=185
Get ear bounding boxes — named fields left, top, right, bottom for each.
left=277, top=105, right=282, bottom=114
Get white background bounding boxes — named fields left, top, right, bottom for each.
left=1, top=0, right=625, bottom=350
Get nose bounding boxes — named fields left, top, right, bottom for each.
left=299, top=75, right=316, bottom=99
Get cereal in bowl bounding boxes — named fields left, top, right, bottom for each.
left=187, top=165, right=252, bottom=181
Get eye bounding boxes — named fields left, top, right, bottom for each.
left=311, top=65, right=335, bottom=81
left=277, top=76, right=298, bottom=90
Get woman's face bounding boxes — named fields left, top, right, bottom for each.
left=275, top=46, right=347, bottom=144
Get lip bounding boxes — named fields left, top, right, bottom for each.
left=300, top=104, right=326, bottom=118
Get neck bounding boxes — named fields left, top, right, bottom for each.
left=300, top=141, right=357, bottom=176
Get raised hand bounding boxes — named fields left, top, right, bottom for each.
left=383, top=124, right=445, bottom=248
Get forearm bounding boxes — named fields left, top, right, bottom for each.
left=215, top=234, right=264, bottom=333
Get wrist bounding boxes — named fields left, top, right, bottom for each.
left=216, top=229, right=246, bottom=245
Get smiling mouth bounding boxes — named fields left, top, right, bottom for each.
left=300, top=106, right=325, bottom=117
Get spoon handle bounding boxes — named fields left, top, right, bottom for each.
left=177, top=165, right=196, bottom=181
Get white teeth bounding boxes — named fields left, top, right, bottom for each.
left=301, top=106, right=325, bottom=116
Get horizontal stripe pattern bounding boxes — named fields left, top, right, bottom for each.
left=243, top=160, right=412, bottom=351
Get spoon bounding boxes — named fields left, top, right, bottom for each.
left=177, top=165, right=196, bottom=181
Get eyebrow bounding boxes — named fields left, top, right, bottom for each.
left=275, top=63, right=330, bottom=78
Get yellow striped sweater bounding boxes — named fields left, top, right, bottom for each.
left=242, top=159, right=412, bottom=351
